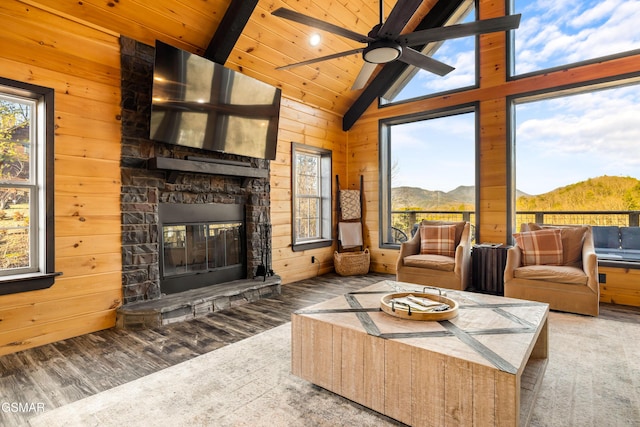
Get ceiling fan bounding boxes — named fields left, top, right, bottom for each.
left=272, top=0, right=521, bottom=90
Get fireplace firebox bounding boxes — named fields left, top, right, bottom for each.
left=159, top=203, right=245, bottom=294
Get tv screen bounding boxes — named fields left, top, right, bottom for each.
left=150, top=41, right=281, bottom=160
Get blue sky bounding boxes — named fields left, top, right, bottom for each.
left=391, top=0, right=640, bottom=195
left=391, top=113, right=475, bottom=193
left=515, top=85, right=640, bottom=195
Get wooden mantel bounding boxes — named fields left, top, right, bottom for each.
left=148, top=156, right=268, bottom=183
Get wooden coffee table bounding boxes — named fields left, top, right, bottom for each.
left=291, top=280, right=549, bottom=426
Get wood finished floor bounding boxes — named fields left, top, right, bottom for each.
left=2, top=272, right=639, bottom=426
left=0, top=273, right=394, bottom=426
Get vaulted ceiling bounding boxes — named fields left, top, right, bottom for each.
left=33, top=0, right=465, bottom=129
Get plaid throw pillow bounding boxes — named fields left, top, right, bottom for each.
left=420, top=225, right=456, bottom=257
left=514, top=229, right=563, bottom=266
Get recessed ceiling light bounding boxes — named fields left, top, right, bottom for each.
left=309, top=34, right=321, bottom=46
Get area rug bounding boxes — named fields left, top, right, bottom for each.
left=28, top=322, right=400, bottom=427
left=29, top=310, right=640, bottom=427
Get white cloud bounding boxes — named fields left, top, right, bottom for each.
left=516, top=86, right=640, bottom=179
left=515, top=0, right=640, bottom=73
left=413, top=37, right=476, bottom=93
left=419, top=51, right=475, bottom=92
left=571, top=0, right=618, bottom=27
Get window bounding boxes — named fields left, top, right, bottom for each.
left=291, top=143, right=332, bottom=251
left=512, top=80, right=640, bottom=233
left=380, top=107, right=477, bottom=248
left=382, top=0, right=477, bottom=105
left=511, top=0, right=640, bottom=76
left=0, top=77, right=57, bottom=295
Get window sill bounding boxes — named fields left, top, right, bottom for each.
left=0, top=272, right=62, bottom=296
left=292, top=239, right=333, bottom=252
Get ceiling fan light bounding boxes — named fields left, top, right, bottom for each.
left=363, top=41, right=402, bottom=64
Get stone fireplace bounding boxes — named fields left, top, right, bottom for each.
left=116, top=37, right=280, bottom=328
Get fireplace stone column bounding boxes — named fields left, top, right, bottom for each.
left=119, top=36, right=272, bottom=305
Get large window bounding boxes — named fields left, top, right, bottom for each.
left=512, top=0, right=640, bottom=76
left=291, top=143, right=332, bottom=251
left=382, top=0, right=476, bottom=104
left=380, top=107, right=477, bottom=247
left=0, top=78, right=56, bottom=294
left=512, top=81, right=640, bottom=231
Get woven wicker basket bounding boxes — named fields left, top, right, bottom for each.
left=334, top=249, right=370, bottom=276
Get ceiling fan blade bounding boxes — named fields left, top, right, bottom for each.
left=272, top=8, right=374, bottom=43
left=351, top=62, right=378, bottom=90
left=276, top=48, right=364, bottom=70
left=400, top=14, right=522, bottom=46
left=399, top=47, right=455, bottom=76
left=377, top=0, right=423, bottom=38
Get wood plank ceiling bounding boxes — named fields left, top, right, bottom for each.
left=30, top=0, right=442, bottom=127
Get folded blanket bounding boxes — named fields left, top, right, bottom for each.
left=339, top=222, right=363, bottom=248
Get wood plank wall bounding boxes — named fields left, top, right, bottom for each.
left=0, top=1, right=122, bottom=355
left=270, top=98, right=347, bottom=283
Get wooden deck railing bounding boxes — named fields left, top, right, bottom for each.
left=390, top=210, right=640, bottom=243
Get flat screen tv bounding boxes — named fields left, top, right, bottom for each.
left=150, top=41, right=281, bottom=160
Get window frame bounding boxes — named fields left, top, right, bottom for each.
left=507, top=76, right=640, bottom=242
left=0, top=77, right=58, bottom=295
left=507, top=0, right=640, bottom=81
left=0, top=94, right=38, bottom=276
left=379, top=103, right=479, bottom=249
left=291, top=142, right=332, bottom=251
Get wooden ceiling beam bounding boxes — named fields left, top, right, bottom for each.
left=205, top=0, right=259, bottom=64
left=343, top=0, right=466, bottom=131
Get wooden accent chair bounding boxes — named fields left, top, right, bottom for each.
left=396, top=220, right=472, bottom=290
left=504, top=224, right=599, bottom=316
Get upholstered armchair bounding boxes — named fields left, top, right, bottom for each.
left=504, top=224, right=599, bottom=316
left=396, top=220, right=472, bottom=290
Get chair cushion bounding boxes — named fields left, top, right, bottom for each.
left=558, top=226, right=588, bottom=267
left=621, top=227, right=640, bottom=250
left=420, top=225, right=456, bottom=257
left=514, top=265, right=588, bottom=285
left=403, top=254, right=455, bottom=272
left=527, top=223, right=588, bottom=267
left=592, top=226, right=620, bottom=249
left=514, top=229, right=563, bottom=266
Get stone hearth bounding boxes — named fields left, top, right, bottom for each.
left=116, top=276, right=281, bottom=329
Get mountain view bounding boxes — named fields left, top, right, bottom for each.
left=392, top=176, right=640, bottom=211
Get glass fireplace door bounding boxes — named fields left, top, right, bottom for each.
left=162, top=222, right=243, bottom=279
